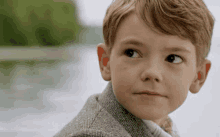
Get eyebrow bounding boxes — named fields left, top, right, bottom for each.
left=162, top=47, right=191, bottom=53
left=121, top=39, right=144, bottom=47
left=120, top=39, right=191, bottom=53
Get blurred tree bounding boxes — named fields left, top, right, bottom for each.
left=0, top=0, right=82, bottom=46
left=0, top=14, right=28, bottom=46
left=0, top=0, right=28, bottom=46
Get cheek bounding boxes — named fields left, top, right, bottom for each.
left=165, top=73, right=190, bottom=108
left=184, top=71, right=196, bottom=90
left=168, top=84, right=188, bottom=112
left=170, top=67, right=195, bottom=91
left=111, top=60, right=139, bottom=87
left=111, top=58, right=128, bottom=81
left=112, top=57, right=132, bottom=73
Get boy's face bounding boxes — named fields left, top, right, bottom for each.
left=97, top=13, right=211, bottom=126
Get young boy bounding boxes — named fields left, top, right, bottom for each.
left=54, top=0, right=215, bottom=136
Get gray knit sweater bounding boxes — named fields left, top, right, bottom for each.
left=54, top=82, right=179, bottom=137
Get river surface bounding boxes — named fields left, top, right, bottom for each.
left=0, top=44, right=219, bottom=137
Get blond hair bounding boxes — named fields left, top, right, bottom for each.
left=103, top=0, right=215, bottom=66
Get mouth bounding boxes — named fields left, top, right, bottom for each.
left=134, top=91, right=163, bottom=97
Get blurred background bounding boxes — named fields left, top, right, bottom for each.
left=0, top=0, right=219, bottom=137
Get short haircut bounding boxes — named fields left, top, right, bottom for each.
left=103, top=0, right=215, bottom=67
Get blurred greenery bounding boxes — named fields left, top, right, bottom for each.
left=0, top=0, right=82, bottom=47
left=0, top=0, right=105, bottom=91
left=0, top=0, right=105, bottom=108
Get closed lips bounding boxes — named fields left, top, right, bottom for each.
left=138, top=91, right=159, bottom=95
left=135, top=91, right=163, bottom=96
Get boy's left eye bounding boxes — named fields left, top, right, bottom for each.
left=166, top=54, right=183, bottom=64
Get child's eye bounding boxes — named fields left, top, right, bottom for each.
left=166, top=54, right=183, bottom=64
left=124, top=49, right=139, bottom=58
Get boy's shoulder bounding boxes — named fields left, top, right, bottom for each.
left=54, top=94, right=129, bottom=137
left=54, top=82, right=154, bottom=137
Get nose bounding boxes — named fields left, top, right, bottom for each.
left=141, top=60, right=163, bottom=83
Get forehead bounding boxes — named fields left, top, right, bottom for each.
left=114, top=13, right=195, bottom=54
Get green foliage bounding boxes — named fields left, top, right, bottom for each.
left=0, top=14, right=28, bottom=45
left=0, top=0, right=82, bottom=47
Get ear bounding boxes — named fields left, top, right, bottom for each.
left=189, top=59, right=211, bottom=94
left=97, top=43, right=111, bottom=81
